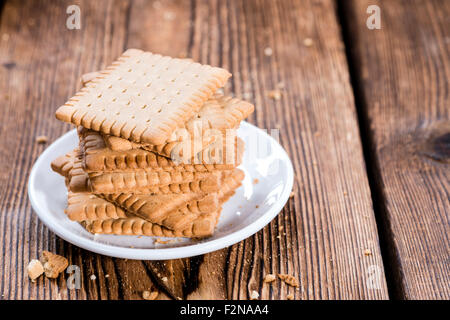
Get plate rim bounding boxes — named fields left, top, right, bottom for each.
left=28, top=121, right=294, bottom=260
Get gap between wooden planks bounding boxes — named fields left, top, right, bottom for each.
left=342, top=0, right=449, bottom=299
left=0, top=0, right=388, bottom=299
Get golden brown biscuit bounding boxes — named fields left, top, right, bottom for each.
left=52, top=153, right=244, bottom=231
left=82, top=189, right=240, bottom=238
left=66, top=192, right=129, bottom=221
left=54, top=152, right=244, bottom=232
left=51, top=150, right=223, bottom=194
left=55, top=49, right=231, bottom=145
left=77, top=71, right=253, bottom=161
left=102, top=94, right=253, bottom=160
left=79, top=127, right=244, bottom=173
left=101, top=169, right=243, bottom=230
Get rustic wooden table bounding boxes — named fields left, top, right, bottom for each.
left=0, top=0, right=448, bottom=300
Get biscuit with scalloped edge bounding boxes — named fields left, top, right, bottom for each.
left=100, top=169, right=243, bottom=230
left=55, top=49, right=231, bottom=145
left=102, top=94, right=253, bottom=160
left=65, top=192, right=129, bottom=221
left=79, top=127, right=244, bottom=173
left=51, top=150, right=223, bottom=194
left=77, top=70, right=252, bottom=161
left=82, top=188, right=239, bottom=238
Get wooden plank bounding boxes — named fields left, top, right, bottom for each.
left=0, top=0, right=389, bottom=300
left=343, top=0, right=450, bottom=299
left=0, top=0, right=169, bottom=300
left=125, top=0, right=389, bottom=299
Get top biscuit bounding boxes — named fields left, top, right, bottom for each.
left=55, top=49, right=231, bottom=145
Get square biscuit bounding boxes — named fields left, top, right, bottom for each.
left=88, top=169, right=222, bottom=194
left=55, top=49, right=231, bottom=145
left=51, top=150, right=223, bottom=195
left=83, top=215, right=218, bottom=238
left=81, top=176, right=241, bottom=238
left=101, top=168, right=244, bottom=230
left=101, top=93, right=254, bottom=159
left=52, top=151, right=244, bottom=232
left=68, top=192, right=224, bottom=238
left=66, top=192, right=129, bottom=221
left=78, top=127, right=244, bottom=173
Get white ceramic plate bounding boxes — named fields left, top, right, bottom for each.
left=28, top=122, right=294, bottom=260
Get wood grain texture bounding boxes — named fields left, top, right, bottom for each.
left=343, top=0, right=450, bottom=299
left=0, top=0, right=389, bottom=299
left=124, top=0, right=389, bottom=300
left=0, top=0, right=168, bottom=300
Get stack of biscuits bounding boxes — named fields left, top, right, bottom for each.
left=51, top=49, right=254, bottom=239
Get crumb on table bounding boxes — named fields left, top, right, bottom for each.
left=303, top=38, right=313, bottom=47
left=264, top=47, right=273, bottom=56
left=40, top=251, right=68, bottom=279
left=267, top=90, right=282, bottom=100
left=142, top=290, right=159, bottom=300
left=27, top=259, right=44, bottom=280
left=278, top=274, right=299, bottom=287
left=250, top=290, right=259, bottom=300
left=263, top=274, right=276, bottom=283
left=36, top=135, right=48, bottom=144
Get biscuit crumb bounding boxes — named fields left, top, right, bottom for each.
left=278, top=274, right=299, bottom=287
left=80, top=71, right=100, bottom=86
left=253, top=178, right=259, bottom=184
left=255, top=205, right=259, bottom=209
left=268, top=90, right=282, bottom=100
left=164, top=11, right=175, bottom=20
left=154, top=238, right=177, bottom=245
left=90, top=274, right=96, bottom=280
left=303, top=38, right=313, bottom=47
left=27, top=259, right=44, bottom=280
left=152, top=1, right=161, bottom=9
left=161, top=276, right=168, bottom=282
left=263, top=274, right=276, bottom=283
left=105, top=274, right=110, bottom=278
left=142, top=290, right=159, bottom=300
left=36, top=136, right=48, bottom=144
left=243, top=92, right=252, bottom=100
left=264, top=47, right=273, bottom=56
left=364, top=249, right=372, bottom=256
left=40, top=251, right=68, bottom=278
left=250, top=290, right=259, bottom=300
left=287, top=293, right=294, bottom=300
